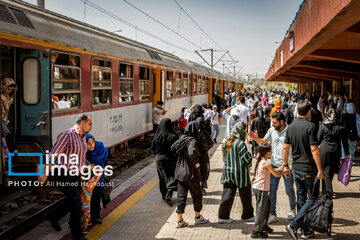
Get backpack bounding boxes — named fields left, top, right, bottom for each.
left=304, top=192, right=333, bottom=237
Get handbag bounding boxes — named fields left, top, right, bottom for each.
left=174, top=155, right=191, bottom=182
left=337, top=157, right=353, bottom=186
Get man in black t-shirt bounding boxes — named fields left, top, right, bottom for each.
left=283, top=99, right=324, bottom=240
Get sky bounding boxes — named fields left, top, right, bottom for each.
left=23, top=0, right=303, bottom=76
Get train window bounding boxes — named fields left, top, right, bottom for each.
left=139, top=66, right=150, bottom=101
left=183, top=73, right=188, bottom=96
left=166, top=71, right=174, bottom=98
left=92, top=59, right=112, bottom=106
left=175, top=72, right=181, bottom=97
left=51, top=52, right=80, bottom=111
left=119, top=63, right=134, bottom=103
left=193, top=75, right=197, bottom=94
left=23, top=58, right=40, bottom=105
left=197, top=75, right=202, bottom=94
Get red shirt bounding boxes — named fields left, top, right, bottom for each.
left=179, top=115, right=187, bottom=129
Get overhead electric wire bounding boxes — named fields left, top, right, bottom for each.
left=121, top=0, right=201, bottom=50
left=79, top=0, right=195, bottom=54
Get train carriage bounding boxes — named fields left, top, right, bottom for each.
left=0, top=0, right=240, bottom=171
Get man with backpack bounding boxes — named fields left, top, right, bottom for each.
left=249, top=112, right=296, bottom=225
left=283, top=99, right=324, bottom=240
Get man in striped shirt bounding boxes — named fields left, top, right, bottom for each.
left=46, top=114, right=92, bottom=240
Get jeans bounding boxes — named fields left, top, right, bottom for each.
left=341, top=139, right=357, bottom=160
left=211, top=124, right=220, bottom=141
left=290, top=170, right=319, bottom=231
left=269, top=166, right=296, bottom=216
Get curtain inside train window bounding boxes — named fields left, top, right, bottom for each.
left=92, top=58, right=112, bottom=107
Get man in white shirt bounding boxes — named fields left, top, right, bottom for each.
left=236, top=96, right=251, bottom=125
left=152, top=101, right=167, bottom=132
left=57, top=95, right=71, bottom=109
left=222, top=105, right=241, bottom=140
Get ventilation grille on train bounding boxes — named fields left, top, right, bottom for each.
left=0, top=4, right=35, bottom=29
left=0, top=4, right=17, bottom=24
left=146, top=49, right=162, bottom=61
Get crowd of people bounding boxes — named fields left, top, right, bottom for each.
left=1, top=72, right=358, bottom=240
left=151, top=87, right=360, bottom=239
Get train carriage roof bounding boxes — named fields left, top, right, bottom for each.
left=0, top=0, right=193, bottom=71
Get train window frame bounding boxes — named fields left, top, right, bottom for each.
left=202, top=76, right=206, bottom=93
left=183, top=73, right=189, bottom=96
left=119, top=62, right=134, bottom=104
left=175, top=72, right=181, bottom=97
left=91, top=58, right=112, bottom=108
left=139, top=65, right=150, bottom=102
left=22, top=57, right=40, bottom=105
left=205, top=77, right=209, bottom=93
left=51, top=51, right=81, bottom=113
left=166, top=70, right=174, bottom=99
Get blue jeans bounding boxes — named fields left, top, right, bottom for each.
left=341, top=139, right=357, bottom=160
left=269, top=166, right=296, bottom=216
left=211, top=124, right=220, bottom=140
left=290, top=170, right=319, bottom=231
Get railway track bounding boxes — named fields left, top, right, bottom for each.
left=0, top=135, right=154, bottom=240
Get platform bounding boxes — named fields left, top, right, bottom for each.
left=20, top=124, right=360, bottom=240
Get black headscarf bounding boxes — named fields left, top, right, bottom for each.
left=195, top=116, right=205, bottom=131
left=171, top=121, right=200, bottom=153
left=152, top=118, right=178, bottom=154
left=188, top=104, right=204, bottom=123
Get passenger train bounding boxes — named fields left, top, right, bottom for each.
left=0, top=0, right=242, bottom=165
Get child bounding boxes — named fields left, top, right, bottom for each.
left=179, top=107, right=187, bottom=134
left=251, top=143, right=289, bottom=238
left=210, top=105, right=220, bottom=143
left=81, top=172, right=102, bottom=234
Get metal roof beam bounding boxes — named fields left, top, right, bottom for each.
left=289, top=67, right=358, bottom=79
left=297, top=60, right=360, bottom=74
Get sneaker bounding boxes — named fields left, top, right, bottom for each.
left=268, top=214, right=278, bottom=224
left=195, top=215, right=210, bottom=225
left=285, top=224, right=298, bottom=240
left=218, top=218, right=233, bottom=224
left=288, top=210, right=296, bottom=220
left=251, top=231, right=268, bottom=238
left=262, top=225, right=274, bottom=234
left=300, top=230, right=315, bottom=239
left=176, top=220, right=189, bottom=228
left=242, top=216, right=255, bottom=222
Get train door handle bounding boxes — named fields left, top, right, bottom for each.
left=36, top=121, right=46, bottom=126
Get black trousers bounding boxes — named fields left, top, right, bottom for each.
left=199, top=150, right=210, bottom=187
left=50, top=175, right=82, bottom=239
left=253, top=188, right=270, bottom=232
left=322, top=165, right=336, bottom=194
left=218, top=182, right=254, bottom=220
left=91, top=185, right=102, bottom=219
left=156, top=159, right=177, bottom=199
left=153, top=124, right=159, bottom=133
left=176, top=171, right=203, bottom=214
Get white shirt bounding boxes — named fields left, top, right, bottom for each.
left=236, top=104, right=251, bottom=124
left=152, top=106, right=164, bottom=124
left=245, top=98, right=254, bottom=109
left=184, top=108, right=212, bottom=121
left=223, top=110, right=241, bottom=139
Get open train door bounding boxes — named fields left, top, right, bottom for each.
left=18, top=49, right=51, bottom=151
left=152, top=68, right=162, bottom=107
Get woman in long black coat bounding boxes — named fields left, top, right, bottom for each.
left=152, top=118, right=179, bottom=205
left=318, top=109, right=349, bottom=194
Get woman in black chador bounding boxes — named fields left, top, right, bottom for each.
left=318, top=109, right=349, bottom=194
left=152, top=118, right=179, bottom=205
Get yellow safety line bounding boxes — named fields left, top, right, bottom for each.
left=86, top=176, right=159, bottom=240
